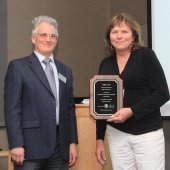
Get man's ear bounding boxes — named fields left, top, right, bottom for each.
left=31, top=36, right=35, bottom=44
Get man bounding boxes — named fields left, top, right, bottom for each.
left=4, top=16, right=78, bottom=170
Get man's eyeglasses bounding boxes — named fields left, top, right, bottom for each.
left=36, top=33, right=57, bottom=39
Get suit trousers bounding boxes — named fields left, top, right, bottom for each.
left=14, top=127, right=68, bottom=170
left=106, top=125, right=165, bottom=170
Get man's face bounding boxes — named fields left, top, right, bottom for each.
left=32, top=22, right=57, bottom=57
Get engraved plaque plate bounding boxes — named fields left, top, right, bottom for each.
left=90, top=75, right=123, bottom=119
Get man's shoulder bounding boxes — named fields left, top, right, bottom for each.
left=10, top=54, right=33, bottom=63
left=9, top=53, right=36, bottom=65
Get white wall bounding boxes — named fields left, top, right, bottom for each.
left=151, top=0, right=170, bottom=116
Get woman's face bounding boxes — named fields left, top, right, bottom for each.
left=110, top=22, right=134, bottom=52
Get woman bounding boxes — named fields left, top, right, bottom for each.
left=95, top=13, right=170, bottom=170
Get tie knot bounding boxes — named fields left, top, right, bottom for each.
left=43, top=58, right=51, bottom=65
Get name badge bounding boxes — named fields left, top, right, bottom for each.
left=59, top=73, right=67, bottom=83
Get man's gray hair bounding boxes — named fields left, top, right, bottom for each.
left=31, top=16, right=59, bottom=38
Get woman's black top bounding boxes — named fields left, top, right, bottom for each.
left=96, top=47, right=170, bottom=139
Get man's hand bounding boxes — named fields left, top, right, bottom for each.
left=10, top=147, right=25, bottom=165
left=96, top=139, right=107, bottom=165
left=69, top=143, right=78, bottom=167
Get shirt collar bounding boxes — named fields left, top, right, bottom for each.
left=34, top=51, right=55, bottom=63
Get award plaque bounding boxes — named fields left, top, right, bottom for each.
left=90, top=75, right=123, bottom=119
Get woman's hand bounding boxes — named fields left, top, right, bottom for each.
left=96, top=139, right=107, bottom=165
left=107, top=108, right=133, bottom=123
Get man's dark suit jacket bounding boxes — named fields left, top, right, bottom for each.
left=4, top=53, right=78, bottom=161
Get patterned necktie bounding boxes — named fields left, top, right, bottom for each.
left=43, top=58, right=57, bottom=100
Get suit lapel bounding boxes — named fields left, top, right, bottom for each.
left=28, top=53, right=54, bottom=97
left=54, top=59, right=65, bottom=102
